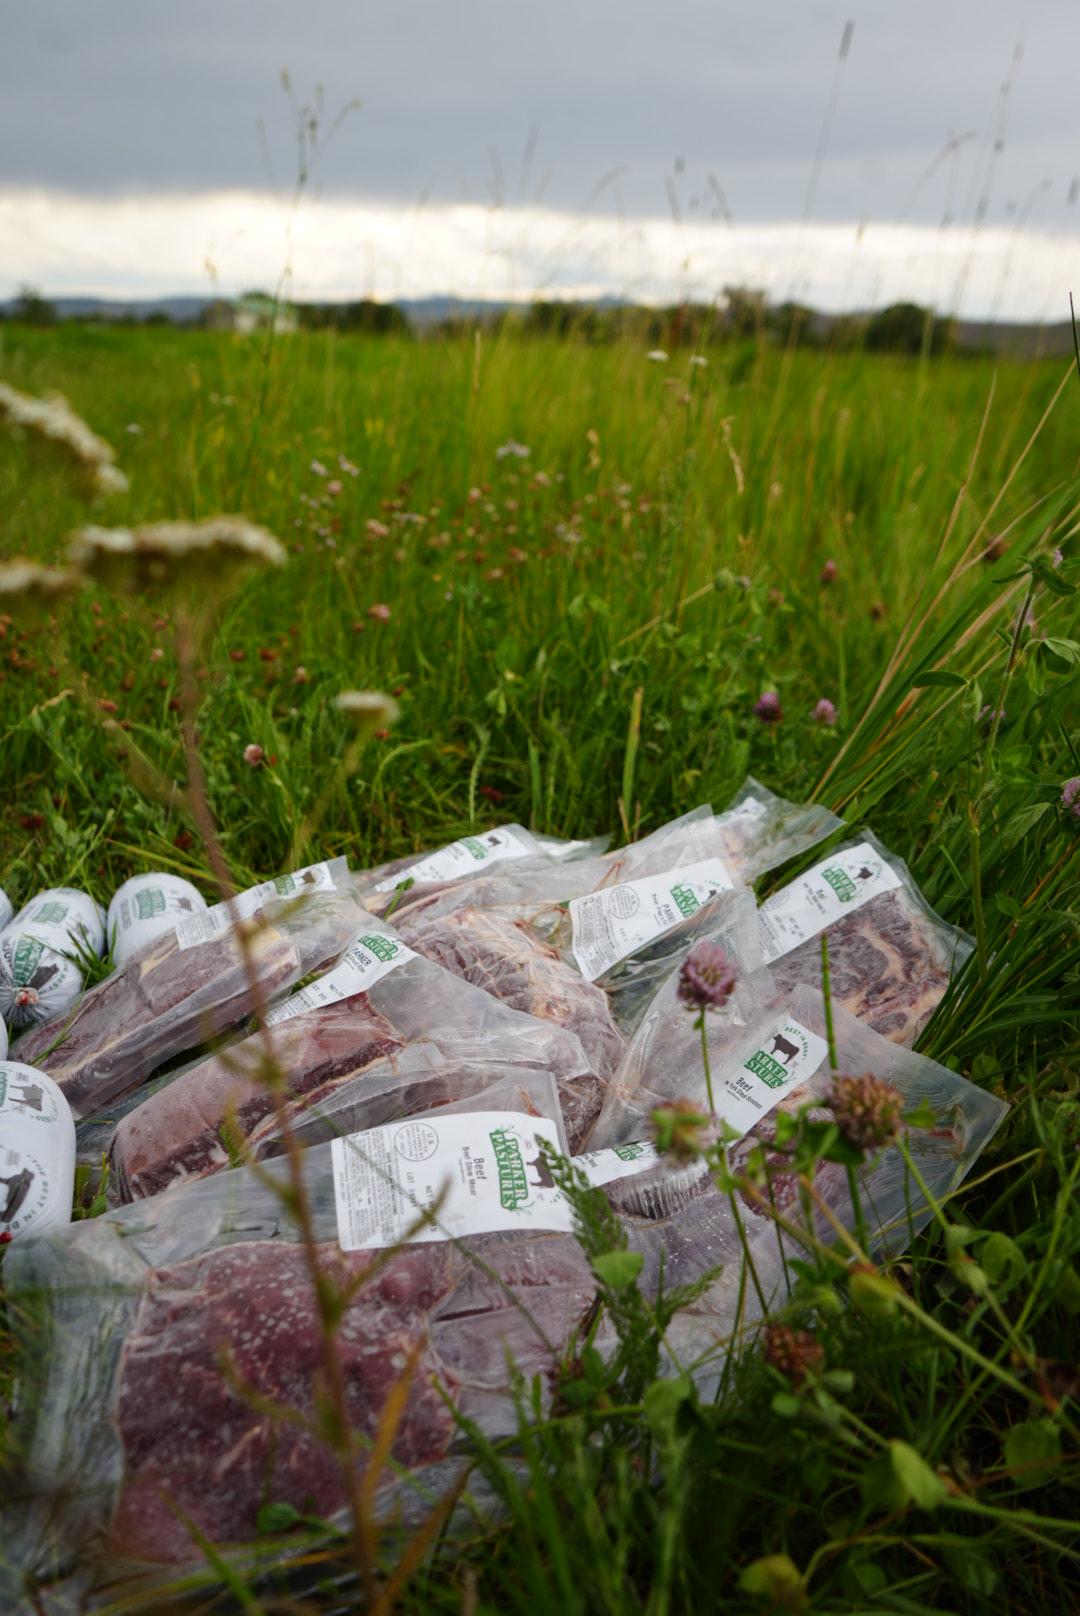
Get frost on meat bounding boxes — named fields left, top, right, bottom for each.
left=109, top=1234, right=595, bottom=1563
left=110, top=993, right=403, bottom=1199
left=398, top=905, right=624, bottom=1146
left=768, top=890, right=960, bottom=1046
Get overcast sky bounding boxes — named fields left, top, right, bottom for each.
left=2, top=1, right=1078, bottom=314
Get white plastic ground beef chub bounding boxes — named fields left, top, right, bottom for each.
left=108, top=873, right=208, bottom=966
left=0, top=887, right=106, bottom=1032
left=0, top=1060, right=76, bottom=1240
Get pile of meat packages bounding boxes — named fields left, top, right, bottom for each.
left=4, top=782, right=1004, bottom=1595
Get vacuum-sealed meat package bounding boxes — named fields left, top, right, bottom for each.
left=107, top=914, right=596, bottom=1198
left=0, top=888, right=106, bottom=1033
left=106, top=873, right=208, bottom=967
left=359, top=822, right=607, bottom=917
left=712, top=777, right=843, bottom=882
left=6, top=1044, right=1003, bottom=1592
left=397, top=851, right=763, bottom=1114
left=13, top=860, right=361, bottom=1119
left=0, top=885, right=13, bottom=931
left=757, top=832, right=972, bottom=1045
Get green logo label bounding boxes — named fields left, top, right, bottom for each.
left=136, top=888, right=166, bottom=921
left=744, top=1049, right=789, bottom=1089
left=34, top=901, right=68, bottom=925
left=490, top=1127, right=530, bottom=1210
left=614, top=1142, right=648, bottom=1162
left=671, top=882, right=700, bottom=918
left=272, top=874, right=298, bottom=896
left=462, top=836, right=488, bottom=862
left=359, top=933, right=399, bottom=964
left=822, top=866, right=857, bottom=902
left=12, top=937, right=45, bottom=985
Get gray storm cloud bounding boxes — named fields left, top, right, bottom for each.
left=2, top=0, right=1076, bottom=230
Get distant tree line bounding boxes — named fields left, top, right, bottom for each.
left=0, top=282, right=1013, bottom=359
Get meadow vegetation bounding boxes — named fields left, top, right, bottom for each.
left=1, top=318, right=1078, bottom=1611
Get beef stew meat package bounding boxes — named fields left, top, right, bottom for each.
left=13, top=861, right=361, bottom=1120
left=107, top=914, right=596, bottom=1198
left=757, top=831, right=972, bottom=1046
left=7, top=1051, right=1003, bottom=1590
left=358, top=823, right=606, bottom=918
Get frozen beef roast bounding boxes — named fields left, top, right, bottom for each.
left=398, top=905, right=623, bottom=1145
left=110, top=993, right=403, bottom=1199
left=769, top=890, right=960, bottom=1046
left=109, top=1233, right=595, bottom=1562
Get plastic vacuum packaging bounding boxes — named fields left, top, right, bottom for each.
left=712, top=777, right=843, bottom=883
left=0, top=1061, right=76, bottom=1241
left=359, top=822, right=607, bottom=918
left=757, top=831, right=973, bottom=1046
left=107, top=913, right=596, bottom=1198
left=0, top=885, right=13, bottom=931
left=379, top=786, right=841, bottom=935
left=0, top=889, right=106, bottom=1034
left=107, top=874, right=208, bottom=968
left=396, top=835, right=763, bottom=1112
left=13, top=860, right=361, bottom=1120
left=5, top=1047, right=1003, bottom=1591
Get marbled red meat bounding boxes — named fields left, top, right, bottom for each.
left=111, top=994, right=403, bottom=1199
left=397, top=906, right=623, bottom=1147
left=16, top=925, right=303, bottom=1118
left=109, top=1232, right=595, bottom=1563
left=768, top=890, right=959, bottom=1046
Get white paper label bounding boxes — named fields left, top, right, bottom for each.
left=374, top=826, right=534, bottom=893
left=714, top=1016, right=828, bottom=1134
left=332, top=1110, right=573, bottom=1250
left=575, top=1140, right=661, bottom=1185
left=175, top=861, right=336, bottom=949
left=266, top=930, right=417, bottom=1025
left=570, top=858, right=735, bottom=981
left=759, top=842, right=903, bottom=962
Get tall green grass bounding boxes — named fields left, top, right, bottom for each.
left=1, top=321, right=1078, bottom=1611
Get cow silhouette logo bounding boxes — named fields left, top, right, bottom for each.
left=1, top=1167, right=35, bottom=1223
left=525, top=1151, right=557, bottom=1190
left=744, top=1022, right=811, bottom=1089
left=9, top=1081, right=45, bottom=1113
left=768, top=1032, right=800, bottom=1066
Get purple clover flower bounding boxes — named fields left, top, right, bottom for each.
left=754, top=691, right=782, bottom=724
left=677, top=940, right=738, bottom=1012
left=1062, top=778, right=1080, bottom=820
left=820, top=559, right=838, bottom=584
left=813, top=698, right=837, bottom=725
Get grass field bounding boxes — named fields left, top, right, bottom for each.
left=1, top=320, right=1079, bottom=1611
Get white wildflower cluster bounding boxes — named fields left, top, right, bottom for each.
left=646, top=349, right=670, bottom=363
left=333, top=689, right=400, bottom=740
left=68, top=518, right=286, bottom=596
left=0, top=558, right=84, bottom=617
left=495, top=439, right=531, bottom=460
left=0, top=381, right=129, bottom=495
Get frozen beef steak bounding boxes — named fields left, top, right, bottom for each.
left=769, top=890, right=959, bottom=1046
left=15, top=924, right=302, bottom=1118
left=110, top=993, right=404, bottom=1200
left=398, top=905, right=623, bottom=1147
left=109, top=1232, right=595, bottom=1563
